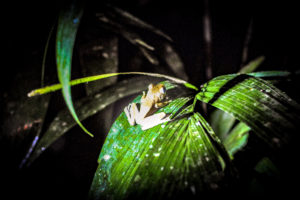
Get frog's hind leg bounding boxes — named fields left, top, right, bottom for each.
left=140, top=112, right=170, bottom=130
left=124, top=103, right=139, bottom=126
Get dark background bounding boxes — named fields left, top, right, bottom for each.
left=1, top=0, right=299, bottom=199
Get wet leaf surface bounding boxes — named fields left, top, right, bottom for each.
left=197, top=74, right=300, bottom=149
left=89, top=82, right=232, bottom=199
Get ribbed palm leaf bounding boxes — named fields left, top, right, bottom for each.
left=89, top=76, right=299, bottom=199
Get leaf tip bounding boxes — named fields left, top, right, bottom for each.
left=78, top=122, right=94, bottom=137
left=184, top=83, right=198, bottom=91
left=28, top=90, right=38, bottom=97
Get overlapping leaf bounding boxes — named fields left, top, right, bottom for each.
left=197, top=74, right=300, bottom=148
left=222, top=122, right=250, bottom=157
left=25, top=77, right=156, bottom=166
left=209, top=56, right=264, bottom=156
left=89, top=82, right=232, bottom=199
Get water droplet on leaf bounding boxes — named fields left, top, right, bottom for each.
left=134, top=174, right=141, bottom=182
left=103, top=154, right=111, bottom=161
left=153, top=153, right=160, bottom=157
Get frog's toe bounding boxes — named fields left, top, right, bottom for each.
left=124, top=105, right=130, bottom=115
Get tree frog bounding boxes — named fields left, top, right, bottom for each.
left=124, top=83, right=171, bottom=130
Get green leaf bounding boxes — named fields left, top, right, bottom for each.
left=89, top=82, right=231, bottom=199
left=28, top=72, right=193, bottom=97
left=209, top=70, right=294, bottom=142
left=25, top=77, right=160, bottom=166
left=249, top=71, right=291, bottom=78
left=210, top=110, right=236, bottom=141
left=209, top=56, right=263, bottom=151
left=197, top=73, right=300, bottom=148
left=239, top=56, right=265, bottom=74
left=223, top=122, right=250, bottom=157
left=56, top=0, right=93, bottom=136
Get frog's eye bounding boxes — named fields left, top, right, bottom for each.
left=160, top=86, right=166, bottom=94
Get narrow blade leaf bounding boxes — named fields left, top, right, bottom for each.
left=239, top=56, right=265, bottom=74
left=56, top=0, right=93, bottom=136
left=28, top=72, right=194, bottom=97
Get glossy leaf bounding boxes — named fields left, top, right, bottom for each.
left=197, top=74, right=300, bottom=148
left=89, top=82, right=232, bottom=199
left=56, top=0, right=93, bottom=136
left=209, top=56, right=264, bottom=153
left=26, top=77, right=158, bottom=166
left=223, top=122, right=250, bottom=157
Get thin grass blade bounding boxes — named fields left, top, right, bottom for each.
left=28, top=72, right=196, bottom=97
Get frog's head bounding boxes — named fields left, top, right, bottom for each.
left=148, top=83, right=166, bottom=101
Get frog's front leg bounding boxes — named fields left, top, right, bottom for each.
left=155, top=100, right=171, bottom=108
left=139, top=112, right=170, bottom=130
left=124, top=103, right=139, bottom=126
